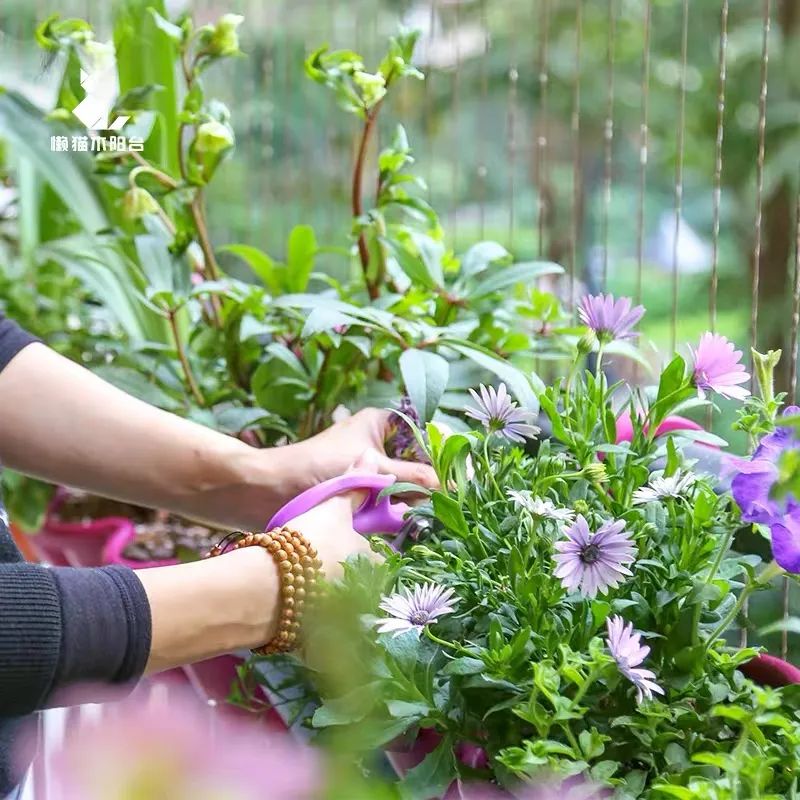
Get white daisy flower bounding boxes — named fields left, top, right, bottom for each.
left=632, top=471, right=696, bottom=505
left=375, top=583, right=458, bottom=637
left=508, top=490, right=576, bottom=524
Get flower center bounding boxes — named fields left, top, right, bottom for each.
left=409, top=610, right=431, bottom=626
left=580, top=543, right=601, bottom=565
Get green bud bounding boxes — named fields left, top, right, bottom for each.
left=582, top=462, right=608, bottom=484
left=353, top=70, right=387, bottom=108
left=572, top=499, right=590, bottom=516
left=203, top=13, right=243, bottom=57
left=121, top=186, right=159, bottom=222
left=193, top=120, right=235, bottom=155
left=577, top=331, right=597, bottom=356
left=752, top=348, right=781, bottom=406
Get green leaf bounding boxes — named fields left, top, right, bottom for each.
left=114, top=0, right=179, bottom=176
left=443, top=339, right=541, bottom=412
left=442, top=656, right=485, bottom=676
left=431, top=491, right=469, bottom=537
left=460, top=241, right=510, bottom=277
left=312, top=684, right=380, bottom=728
left=759, top=617, right=800, bottom=636
left=221, top=244, right=281, bottom=293
left=399, top=349, right=449, bottom=425
left=468, top=260, right=563, bottom=299
left=0, top=91, right=109, bottom=233
left=386, top=699, right=430, bottom=719
left=398, top=736, right=457, bottom=800
left=147, top=8, right=184, bottom=43
left=92, top=365, right=180, bottom=411
left=286, top=224, right=317, bottom=292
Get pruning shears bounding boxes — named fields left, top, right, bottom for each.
left=266, top=472, right=410, bottom=535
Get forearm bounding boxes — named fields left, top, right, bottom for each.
left=138, top=547, right=280, bottom=673
left=0, top=343, right=295, bottom=529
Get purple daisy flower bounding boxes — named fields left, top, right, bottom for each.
left=689, top=332, right=750, bottom=400
left=465, top=383, right=541, bottom=443
left=553, top=515, right=636, bottom=598
left=376, top=583, right=458, bottom=637
left=578, top=293, right=645, bottom=343
left=731, top=406, right=800, bottom=572
left=606, top=615, right=664, bottom=704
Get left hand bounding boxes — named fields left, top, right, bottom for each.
left=287, top=408, right=438, bottom=494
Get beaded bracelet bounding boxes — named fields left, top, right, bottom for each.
left=206, top=527, right=323, bottom=655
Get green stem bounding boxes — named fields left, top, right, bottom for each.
left=704, top=527, right=736, bottom=588
left=569, top=665, right=603, bottom=711
left=482, top=436, right=504, bottom=499
left=424, top=626, right=460, bottom=652
left=167, top=309, right=204, bottom=406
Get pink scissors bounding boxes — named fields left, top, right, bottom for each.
left=266, top=472, right=409, bottom=535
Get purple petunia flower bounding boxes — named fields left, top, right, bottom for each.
left=689, top=332, right=750, bottom=400
left=606, top=615, right=664, bottom=704
left=578, top=293, right=645, bottom=343
left=376, top=583, right=458, bottom=637
left=553, top=515, right=636, bottom=598
left=731, top=407, right=800, bottom=572
left=465, top=383, right=541, bottom=443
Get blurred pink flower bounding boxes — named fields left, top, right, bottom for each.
left=689, top=332, right=750, bottom=400
left=46, top=689, right=319, bottom=800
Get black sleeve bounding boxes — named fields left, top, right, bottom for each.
left=0, top=312, right=153, bottom=715
left=0, top=563, right=151, bottom=714
left=0, top=312, right=39, bottom=371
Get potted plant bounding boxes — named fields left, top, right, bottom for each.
left=257, top=298, right=800, bottom=798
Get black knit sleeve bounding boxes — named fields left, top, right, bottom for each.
left=0, top=562, right=152, bottom=715
left=0, top=313, right=152, bottom=715
left=0, top=313, right=38, bottom=372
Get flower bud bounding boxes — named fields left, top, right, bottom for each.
left=121, top=186, right=159, bottom=222
left=203, top=14, right=243, bottom=57
left=193, top=120, right=235, bottom=156
left=582, top=462, right=608, bottom=484
left=752, top=348, right=782, bottom=406
left=353, top=70, right=387, bottom=108
left=573, top=499, right=590, bottom=516
left=577, top=330, right=597, bottom=355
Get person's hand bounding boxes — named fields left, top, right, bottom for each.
left=286, top=484, right=376, bottom=582
left=286, top=408, right=438, bottom=492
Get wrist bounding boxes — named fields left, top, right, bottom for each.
left=181, top=436, right=297, bottom=530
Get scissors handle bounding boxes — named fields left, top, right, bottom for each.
left=266, top=472, right=409, bottom=535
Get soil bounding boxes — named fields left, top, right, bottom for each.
left=54, top=491, right=225, bottom=562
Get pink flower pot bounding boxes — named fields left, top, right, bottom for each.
left=28, top=489, right=177, bottom=569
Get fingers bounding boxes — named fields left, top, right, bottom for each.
left=379, top=454, right=439, bottom=489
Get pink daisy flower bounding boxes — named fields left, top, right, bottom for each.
left=606, top=615, right=664, bottom=704
left=689, top=332, right=750, bottom=400
left=376, top=583, right=458, bottom=637
left=578, top=293, right=645, bottom=343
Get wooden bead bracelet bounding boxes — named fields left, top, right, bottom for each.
left=205, top=527, right=322, bottom=655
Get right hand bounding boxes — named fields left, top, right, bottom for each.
left=286, top=485, right=378, bottom=582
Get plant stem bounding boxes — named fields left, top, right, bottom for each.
left=482, top=436, right=504, bottom=499
left=167, top=309, right=204, bottom=406
left=190, top=192, right=221, bottom=281
left=569, top=665, right=603, bottom=711
left=352, top=107, right=382, bottom=300
left=705, top=582, right=754, bottom=653
left=129, top=153, right=178, bottom=189
left=704, top=527, right=736, bottom=587
left=424, top=626, right=460, bottom=652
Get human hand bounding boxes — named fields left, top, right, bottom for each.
left=288, top=408, right=438, bottom=493
left=285, top=470, right=379, bottom=582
